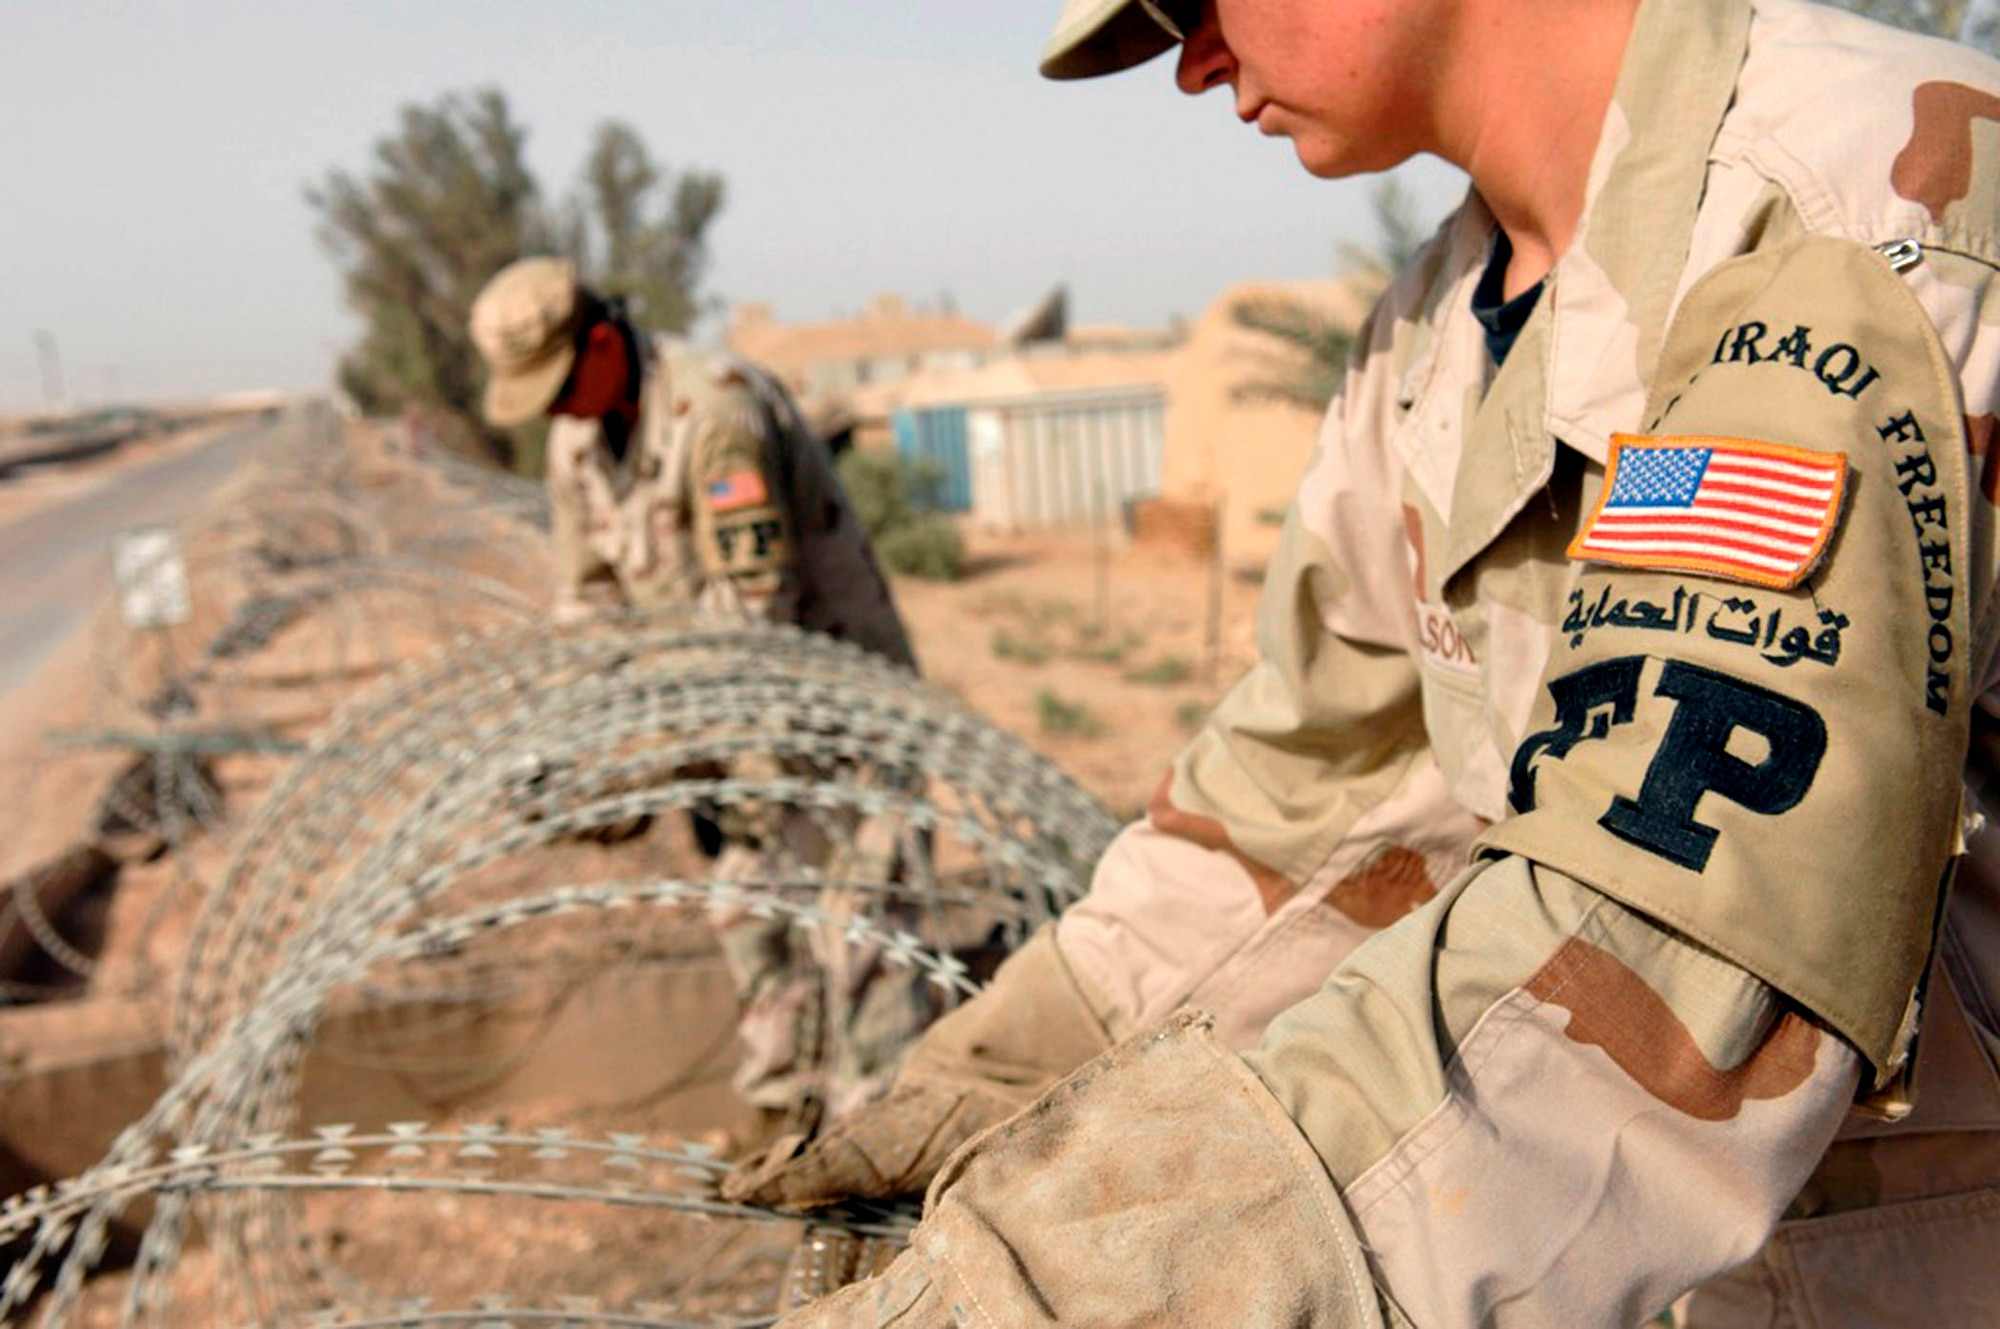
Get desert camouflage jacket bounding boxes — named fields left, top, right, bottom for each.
left=1053, top=0, right=2000, bottom=1321
left=545, top=336, right=915, bottom=669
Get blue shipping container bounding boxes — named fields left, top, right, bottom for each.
left=892, top=406, right=973, bottom=512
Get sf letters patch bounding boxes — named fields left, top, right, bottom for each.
left=1510, top=655, right=1826, bottom=872
left=1569, top=435, right=1847, bottom=590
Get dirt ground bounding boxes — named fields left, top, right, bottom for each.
left=0, top=436, right=1269, bottom=882
left=891, top=528, right=1265, bottom=822
left=0, top=417, right=271, bottom=873
left=0, top=419, right=1275, bottom=1318
left=0, top=434, right=1273, bottom=1026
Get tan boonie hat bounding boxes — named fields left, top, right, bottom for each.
left=469, top=256, right=582, bottom=427
left=1039, top=0, right=1176, bottom=80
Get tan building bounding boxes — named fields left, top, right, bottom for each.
left=726, top=280, right=1368, bottom=572
left=1160, top=278, right=1372, bottom=566
left=894, top=343, right=1181, bottom=531
left=724, top=294, right=1000, bottom=401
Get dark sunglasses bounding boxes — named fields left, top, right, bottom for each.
left=1138, top=0, right=1204, bottom=42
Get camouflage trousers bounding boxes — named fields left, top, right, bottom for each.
left=707, top=811, right=939, bottom=1130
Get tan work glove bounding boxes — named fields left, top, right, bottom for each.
left=773, top=1011, right=1387, bottom=1328
left=722, top=925, right=1117, bottom=1210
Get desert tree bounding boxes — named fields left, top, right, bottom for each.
left=569, top=121, right=727, bottom=335
left=1230, top=177, right=1433, bottom=412
left=309, top=88, right=549, bottom=465
left=312, top=94, right=726, bottom=470
left=1226, top=297, right=1356, bottom=413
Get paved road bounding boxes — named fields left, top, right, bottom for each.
left=0, top=414, right=282, bottom=694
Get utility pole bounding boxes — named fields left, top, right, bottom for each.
left=33, top=331, right=65, bottom=412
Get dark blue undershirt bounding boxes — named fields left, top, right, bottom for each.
left=1471, top=230, right=1544, bottom=367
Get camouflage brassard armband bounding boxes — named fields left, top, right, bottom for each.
left=1483, top=236, right=1973, bottom=1081
left=687, top=377, right=791, bottom=590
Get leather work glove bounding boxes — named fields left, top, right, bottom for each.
left=772, top=1011, right=1387, bottom=1328
left=722, top=925, right=1117, bottom=1210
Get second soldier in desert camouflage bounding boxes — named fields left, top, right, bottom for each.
left=470, top=258, right=934, bottom=1135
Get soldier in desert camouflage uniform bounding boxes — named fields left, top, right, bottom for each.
left=728, top=0, right=2000, bottom=1323
left=469, top=259, right=933, bottom=1134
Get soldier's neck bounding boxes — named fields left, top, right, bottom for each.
left=1438, top=0, right=1641, bottom=298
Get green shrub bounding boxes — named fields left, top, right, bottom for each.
left=1175, top=700, right=1208, bottom=731
left=992, top=628, right=1050, bottom=665
left=838, top=448, right=909, bottom=538
left=1069, top=624, right=1140, bottom=664
left=1073, top=620, right=1126, bottom=659
left=839, top=449, right=947, bottom=537
left=878, top=514, right=965, bottom=581
left=838, top=449, right=963, bottom=580
left=1036, top=689, right=1104, bottom=739
left=1127, top=657, right=1194, bottom=686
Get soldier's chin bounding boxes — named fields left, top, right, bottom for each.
left=1281, top=131, right=1347, bottom=180
left=1292, top=135, right=1409, bottom=182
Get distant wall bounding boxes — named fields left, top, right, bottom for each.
left=1161, top=280, right=1364, bottom=570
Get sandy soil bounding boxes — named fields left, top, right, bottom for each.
left=0, top=425, right=1272, bottom=1320
left=0, top=409, right=1270, bottom=845
left=892, top=530, right=1264, bottom=821
left=0, top=423, right=551, bottom=1002
left=0, top=422, right=1273, bottom=1000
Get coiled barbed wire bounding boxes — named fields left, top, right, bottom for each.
left=1, top=616, right=1120, bottom=1326
left=415, top=445, right=550, bottom=534
left=9, top=407, right=549, bottom=989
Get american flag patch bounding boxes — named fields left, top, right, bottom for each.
left=1569, top=435, right=1848, bottom=590
left=704, top=469, right=770, bottom=514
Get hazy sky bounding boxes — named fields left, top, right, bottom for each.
left=1, top=2, right=1468, bottom=413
